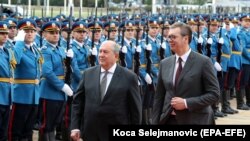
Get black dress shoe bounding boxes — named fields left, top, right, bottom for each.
left=229, top=107, right=239, bottom=113
left=214, top=110, right=225, bottom=117
left=222, top=108, right=235, bottom=114
left=237, top=104, right=250, bottom=110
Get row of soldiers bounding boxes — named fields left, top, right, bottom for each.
left=0, top=11, right=250, bottom=141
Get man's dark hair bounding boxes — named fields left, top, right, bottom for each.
left=170, top=22, right=192, bottom=44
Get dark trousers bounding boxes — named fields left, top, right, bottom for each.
left=39, top=98, right=65, bottom=135
left=240, top=64, right=250, bottom=89
left=8, top=103, right=38, bottom=141
left=164, top=115, right=178, bottom=125
left=0, top=105, right=10, bottom=141
left=227, top=67, right=240, bottom=89
left=142, top=85, right=155, bottom=109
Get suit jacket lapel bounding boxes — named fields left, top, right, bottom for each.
left=102, top=65, right=121, bottom=101
left=169, top=56, right=176, bottom=89
left=95, top=66, right=102, bottom=103
left=177, top=51, right=195, bottom=85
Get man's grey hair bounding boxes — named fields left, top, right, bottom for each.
left=101, top=40, right=120, bottom=54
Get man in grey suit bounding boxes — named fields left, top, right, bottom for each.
left=70, top=40, right=142, bottom=141
left=153, top=22, right=220, bottom=125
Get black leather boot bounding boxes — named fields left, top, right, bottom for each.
left=236, top=89, right=250, bottom=110
left=221, top=90, right=234, bottom=114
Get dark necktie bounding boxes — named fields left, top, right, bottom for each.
left=100, top=71, right=108, bottom=101
left=175, top=57, right=182, bottom=87
left=30, top=46, right=34, bottom=54
left=13, top=41, right=16, bottom=45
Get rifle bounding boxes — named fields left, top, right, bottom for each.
left=0, top=3, right=3, bottom=15
left=89, top=7, right=97, bottom=67
left=145, top=17, right=155, bottom=92
left=118, top=13, right=122, bottom=42
left=159, top=21, right=165, bottom=60
left=107, top=8, right=111, bottom=40
left=217, top=16, right=223, bottom=63
left=119, top=23, right=126, bottom=67
left=51, top=7, right=53, bottom=18
left=217, top=16, right=223, bottom=78
left=197, top=16, right=203, bottom=54
left=40, top=8, right=44, bottom=48
left=134, top=20, right=141, bottom=76
left=65, top=6, right=73, bottom=86
left=206, top=16, right=212, bottom=57
left=79, top=7, right=82, bottom=19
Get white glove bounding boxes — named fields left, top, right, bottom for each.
left=144, top=73, right=152, bottom=84
left=91, top=47, right=98, bottom=56
left=146, top=44, right=152, bottom=51
left=161, top=42, right=166, bottom=49
left=214, top=62, right=222, bottom=71
left=62, top=84, right=73, bottom=96
left=198, top=36, right=203, bottom=44
left=66, top=49, right=74, bottom=58
left=136, top=45, right=141, bottom=53
left=138, top=80, right=141, bottom=85
left=207, top=37, right=213, bottom=45
left=219, top=37, right=224, bottom=44
left=121, top=46, right=127, bottom=53
left=14, top=29, right=26, bottom=41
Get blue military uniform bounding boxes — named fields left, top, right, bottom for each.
left=118, top=20, right=136, bottom=70
left=8, top=18, right=43, bottom=141
left=70, top=21, right=90, bottom=92
left=141, top=18, right=161, bottom=124
left=0, top=21, right=15, bottom=141
left=86, top=21, right=103, bottom=66
left=39, top=21, right=75, bottom=140
left=3, top=18, right=18, bottom=49
left=237, top=14, right=250, bottom=110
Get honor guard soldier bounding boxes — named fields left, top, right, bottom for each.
left=86, top=21, right=103, bottom=50
left=59, top=22, right=70, bottom=51
left=160, top=20, right=172, bottom=58
left=103, top=21, right=119, bottom=41
left=119, top=20, right=136, bottom=70
left=39, top=21, right=74, bottom=141
left=237, top=14, right=250, bottom=110
left=71, top=21, right=90, bottom=92
left=0, top=21, right=15, bottom=141
left=3, top=18, right=17, bottom=49
left=142, top=18, right=161, bottom=124
left=8, top=18, right=43, bottom=141
left=33, top=17, right=44, bottom=48
left=227, top=16, right=241, bottom=99
left=86, top=21, right=103, bottom=65
left=187, top=16, right=206, bottom=54
left=204, top=17, right=226, bottom=118
left=219, top=17, right=238, bottom=114
left=58, top=21, right=90, bottom=141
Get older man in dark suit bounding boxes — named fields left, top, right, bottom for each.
left=153, top=22, right=220, bottom=125
left=70, top=40, right=142, bottom=141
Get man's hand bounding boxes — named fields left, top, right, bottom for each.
left=71, top=130, right=81, bottom=141
left=171, top=97, right=186, bottom=110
